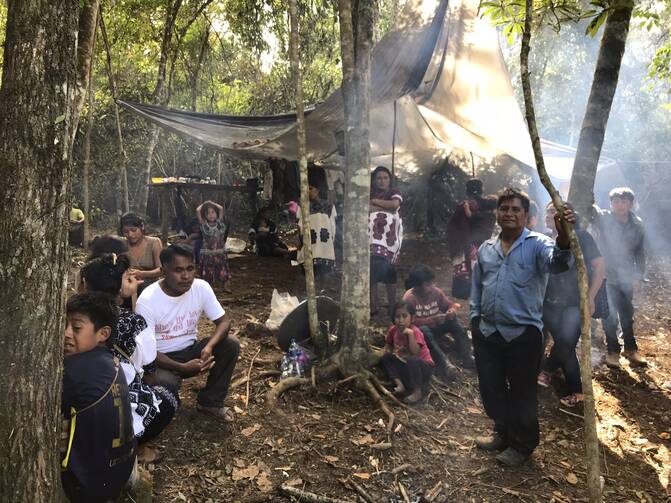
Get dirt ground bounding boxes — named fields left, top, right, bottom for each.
left=101, top=234, right=671, bottom=503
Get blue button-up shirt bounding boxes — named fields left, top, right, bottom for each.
left=469, top=227, right=572, bottom=342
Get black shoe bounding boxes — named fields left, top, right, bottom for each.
left=495, top=447, right=529, bottom=467
left=475, top=434, right=507, bottom=452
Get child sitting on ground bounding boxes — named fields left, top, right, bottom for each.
left=381, top=301, right=435, bottom=404
left=61, top=292, right=136, bottom=502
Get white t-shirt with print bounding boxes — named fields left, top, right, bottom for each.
left=136, top=279, right=225, bottom=354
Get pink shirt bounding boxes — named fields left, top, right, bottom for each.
left=385, top=324, right=434, bottom=366
left=402, top=286, right=454, bottom=328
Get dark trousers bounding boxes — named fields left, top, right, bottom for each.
left=140, top=383, right=180, bottom=444
left=542, top=304, right=582, bottom=394
left=155, top=336, right=240, bottom=408
left=420, top=318, right=471, bottom=358
left=420, top=329, right=453, bottom=376
left=473, top=326, right=543, bottom=455
left=381, top=353, right=434, bottom=391
left=602, top=282, right=637, bottom=352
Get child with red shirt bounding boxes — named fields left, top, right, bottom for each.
left=403, top=264, right=473, bottom=368
left=381, top=301, right=435, bottom=404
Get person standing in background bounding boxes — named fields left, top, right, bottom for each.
left=594, top=187, right=647, bottom=368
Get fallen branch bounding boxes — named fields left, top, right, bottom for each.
left=423, top=481, right=443, bottom=502
left=397, top=481, right=411, bottom=503
left=245, top=348, right=261, bottom=411
left=338, top=478, right=376, bottom=503
left=391, top=464, right=413, bottom=475
left=280, top=484, right=355, bottom=503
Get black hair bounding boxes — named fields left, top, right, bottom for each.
left=66, top=292, right=118, bottom=348
left=465, top=178, right=484, bottom=197
left=159, top=243, right=194, bottom=266
left=200, top=202, right=221, bottom=221
left=119, top=212, right=145, bottom=235
left=608, top=187, right=635, bottom=202
left=405, top=264, right=435, bottom=290
left=392, top=300, right=416, bottom=317
left=497, top=187, right=530, bottom=213
left=88, top=235, right=129, bottom=260
left=81, top=253, right=130, bottom=296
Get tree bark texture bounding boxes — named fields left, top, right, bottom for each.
left=83, top=33, right=96, bottom=251
left=521, top=2, right=602, bottom=501
left=0, top=1, right=80, bottom=500
left=337, top=0, right=376, bottom=374
left=69, top=0, right=100, bottom=152
left=568, top=1, right=633, bottom=218
left=289, top=0, right=323, bottom=353
left=99, top=11, right=130, bottom=215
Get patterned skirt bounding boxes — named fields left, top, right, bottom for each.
left=199, top=249, right=230, bottom=284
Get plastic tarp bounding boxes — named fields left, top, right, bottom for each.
left=119, top=0, right=539, bottom=178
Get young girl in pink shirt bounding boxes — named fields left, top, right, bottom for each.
left=381, top=301, right=435, bottom=404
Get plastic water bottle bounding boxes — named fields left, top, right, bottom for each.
left=288, top=339, right=304, bottom=378
left=280, top=355, right=292, bottom=380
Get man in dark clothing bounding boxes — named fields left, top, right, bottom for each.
left=470, top=188, right=575, bottom=467
left=594, top=187, right=647, bottom=368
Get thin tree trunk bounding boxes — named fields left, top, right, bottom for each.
left=83, top=31, right=96, bottom=250
left=568, top=1, right=633, bottom=218
left=289, top=0, right=322, bottom=353
left=99, top=11, right=129, bottom=215
left=521, top=1, right=601, bottom=501
left=337, top=0, right=376, bottom=373
left=135, top=0, right=183, bottom=214
left=190, top=24, right=210, bottom=111
left=69, top=0, right=100, bottom=152
left=0, top=1, right=81, bottom=500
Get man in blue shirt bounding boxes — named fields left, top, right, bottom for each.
left=470, top=188, right=575, bottom=466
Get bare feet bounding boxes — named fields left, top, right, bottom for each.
left=137, top=444, right=161, bottom=464
left=392, top=380, right=406, bottom=395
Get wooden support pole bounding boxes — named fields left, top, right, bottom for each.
left=160, top=188, right=170, bottom=245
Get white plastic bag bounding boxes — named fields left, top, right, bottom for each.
left=225, top=237, right=247, bottom=253
left=265, top=289, right=299, bottom=330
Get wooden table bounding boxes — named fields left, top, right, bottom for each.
left=148, top=182, right=256, bottom=244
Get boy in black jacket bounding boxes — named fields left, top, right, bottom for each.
left=61, top=292, right=136, bottom=502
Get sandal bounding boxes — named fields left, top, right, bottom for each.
left=197, top=404, right=235, bottom=423
left=537, top=371, right=552, bottom=388
left=559, top=393, right=584, bottom=408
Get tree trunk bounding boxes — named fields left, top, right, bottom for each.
left=190, top=25, right=210, bottom=111
left=568, top=1, right=633, bottom=218
left=289, top=0, right=322, bottom=353
left=337, top=0, right=376, bottom=374
left=83, top=32, right=96, bottom=250
left=69, top=0, right=100, bottom=152
left=99, top=11, right=129, bottom=215
left=0, top=1, right=81, bottom=500
left=520, top=1, right=602, bottom=501
left=135, top=0, right=183, bottom=214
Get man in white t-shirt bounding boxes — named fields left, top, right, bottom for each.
left=136, top=244, right=240, bottom=421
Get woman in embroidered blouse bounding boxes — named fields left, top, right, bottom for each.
left=196, top=200, right=231, bottom=292
left=369, top=166, right=403, bottom=316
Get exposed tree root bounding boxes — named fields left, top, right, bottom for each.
left=280, top=484, right=355, bottom=503
left=359, top=374, right=395, bottom=432
left=266, top=377, right=310, bottom=407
